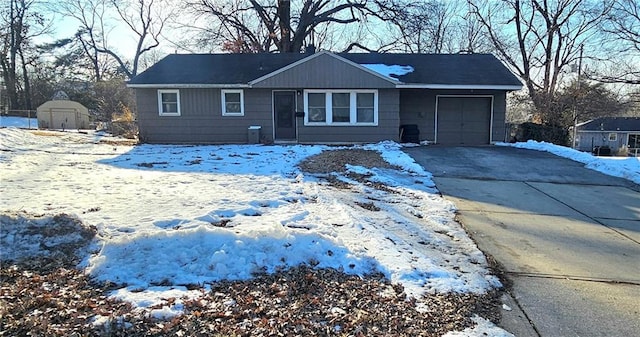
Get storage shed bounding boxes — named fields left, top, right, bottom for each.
left=36, top=99, right=90, bottom=130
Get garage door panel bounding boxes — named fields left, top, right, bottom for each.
left=437, top=98, right=462, bottom=144
left=463, top=131, right=489, bottom=144
left=437, top=97, right=492, bottom=145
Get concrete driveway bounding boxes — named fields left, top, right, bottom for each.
left=404, top=146, right=640, bottom=337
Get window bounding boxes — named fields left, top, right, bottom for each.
left=357, top=93, right=375, bottom=123
left=222, top=89, right=244, bottom=116
left=608, top=133, right=617, bottom=141
left=332, top=93, right=350, bottom=122
left=308, top=93, right=326, bottom=123
left=629, top=134, right=640, bottom=148
left=304, top=90, right=378, bottom=126
left=158, top=90, right=180, bottom=116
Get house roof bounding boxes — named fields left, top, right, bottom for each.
left=128, top=51, right=522, bottom=90
left=577, top=117, right=640, bottom=132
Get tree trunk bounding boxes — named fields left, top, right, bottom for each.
left=278, top=0, right=292, bottom=52
left=8, top=0, right=21, bottom=110
left=19, top=49, right=32, bottom=110
left=0, top=57, right=18, bottom=111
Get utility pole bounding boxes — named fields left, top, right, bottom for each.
left=572, top=44, right=584, bottom=149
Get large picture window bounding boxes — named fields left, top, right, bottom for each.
left=304, top=90, right=378, bottom=126
left=158, top=90, right=180, bottom=116
left=221, top=89, right=244, bottom=116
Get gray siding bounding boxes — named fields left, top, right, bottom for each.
left=399, top=89, right=436, bottom=141
left=252, top=53, right=396, bottom=89
left=398, top=89, right=507, bottom=144
left=296, top=89, right=399, bottom=143
left=491, top=91, right=507, bottom=142
left=136, top=88, right=274, bottom=144
left=136, top=86, right=509, bottom=145
left=576, top=131, right=631, bottom=153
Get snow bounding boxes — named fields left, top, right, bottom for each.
left=110, top=286, right=205, bottom=319
left=498, top=140, right=640, bottom=184
left=0, top=116, right=37, bottom=129
left=0, top=127, right=508, bottom=336
left=361, top=64, right=414, bottom=79
left=443, top=316, right=515, bottom=337
left=0, top=212, right=93, bottom=261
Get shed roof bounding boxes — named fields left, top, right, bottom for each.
left=577, top=117, right=640, bottom=132
left=128, top=51, right=522, bottom=90
left=36, top=100, right=89, bottom=114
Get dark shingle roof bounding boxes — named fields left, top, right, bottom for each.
left=578, top=117, right=640, bottom=132
left=128, top=52, right=522, bottom=88
left=340, top=53, right=521, bottom=86
left=129, top=53, right=307, bottom=85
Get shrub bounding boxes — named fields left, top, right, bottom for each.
left=517, top=122, right=569, bottom=146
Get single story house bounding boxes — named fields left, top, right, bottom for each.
left=575, top=117, right=640, bottom=155
left=36, top=99, right=91, bottom=130
left=127, top=51, right=522, bottom=144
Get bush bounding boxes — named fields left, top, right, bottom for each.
left=517, top=122, right=569, bottom=146
left=111, top=103, right=138, bottom=139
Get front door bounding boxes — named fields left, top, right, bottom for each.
left=274, top=91, right=297, bottom=141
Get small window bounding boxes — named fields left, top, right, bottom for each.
left=608, top=133, right=617, bottom=141
left=332, top=93, right=351, bottom=123
left=158, top=90, right=180, bottom=116
left=307, top=93, right=326, bottom=123
left=222, top=89, right=244, bottom=116
left=356, top=93, right=375, bottom=123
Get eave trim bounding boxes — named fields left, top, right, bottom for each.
left=127, top=83, right=251, bottom=89
left=396, top=84, right=523, bottom=90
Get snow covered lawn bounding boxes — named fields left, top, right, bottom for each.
left=1, top=128, right=509, bottom=336
left=0, top=115, right=37, bottom=129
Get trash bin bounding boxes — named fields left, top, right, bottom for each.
left=400, top=124, right=420, bottom=143
left=248, top=126, right=261, bottom=144
left=592, top=145, right=611, bottom=156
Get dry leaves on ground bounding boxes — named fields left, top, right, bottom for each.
left=298, top=149, right=398, bottom=174
left=1, top=262, right=500, bottom=337
left=0, top=149, right=505, bottom=336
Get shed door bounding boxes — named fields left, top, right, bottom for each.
left=437, top=97, right=492, bottom=145
left=273, top=91, right=297, bottom=140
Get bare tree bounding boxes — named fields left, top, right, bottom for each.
left=56, top=0, right=171, bottom=80
left=593, top=0, right=640, bottom=85
left=469, top=0, right=613, bottom=126
left=53, top=0, right=111, bottom=81
left=375, top=0, right=461, bottom=53
left=184, top=0, right=373, bottom=53
left=0, top=0, right=52, bottom=110
left=455, top=1, right=489, bottom=53
left=365, top=0, right=490, bottom=54
left=108, top=0, right=170, bottom=78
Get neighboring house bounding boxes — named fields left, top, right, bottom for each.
left=575, top=117, right=640, bottom=155
left=127, top=51, right=522, bottom=144
left=36, top=99, right=91, bottom=130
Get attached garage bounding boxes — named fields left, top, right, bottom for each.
left=436, top=96, right=493, bottom=145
